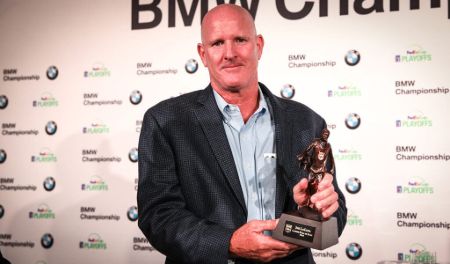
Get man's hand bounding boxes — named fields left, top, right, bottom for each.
left=229, top=219, right=301, bottom=262
left=293, top=173, right=339, bottom=219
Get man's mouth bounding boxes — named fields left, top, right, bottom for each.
left=222, top=64, right=242, bottom=69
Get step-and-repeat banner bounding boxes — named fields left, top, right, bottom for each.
left=1, top=1, right=449, bottom=263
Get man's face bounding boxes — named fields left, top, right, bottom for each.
left=197, top=8, right=263, bottom=92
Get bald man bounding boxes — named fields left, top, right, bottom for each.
left=138, top=4, right=347, bottom=264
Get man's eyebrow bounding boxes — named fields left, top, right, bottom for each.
left=207, top=38, right=223, bottom=44
left=235, top=35, right=249, bottom=39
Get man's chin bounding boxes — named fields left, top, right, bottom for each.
left=225, top=87, right=241, bottom=93
left=222, top=83, right=244, bottom=93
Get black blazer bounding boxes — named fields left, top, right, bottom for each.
left=138, top=83, right=347, bottom=264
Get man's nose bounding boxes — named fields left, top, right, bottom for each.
left=224, top=42, right=236, bottom=60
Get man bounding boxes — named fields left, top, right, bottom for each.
left=138, top=4, right=346, bottom=264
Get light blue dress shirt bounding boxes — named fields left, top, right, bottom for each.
left=213, top=89, right=276, bottom=222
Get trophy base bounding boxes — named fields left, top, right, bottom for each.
left=273, top=211, right=338, bottom=250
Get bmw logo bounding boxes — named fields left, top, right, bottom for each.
left=45, top=121, right=58, bottom=135
left=346, top=177, right=362, bottom=194
left=0, top=95, right=8, bottom=109
left=345, top=113, right=361, bottom=129
left=130, top=90, right=142, bottom=105
left=346, top=242, right=362, bottom=260
left=185, top=59, right=198, bottom=74
left=41, top=233, right=54, bottom=249
left=0, top=205, right=4, bottom=218
left=345, top=50, right=361, bottom=66
left=280, top=84, right=295, bottom=99
left=129, top=148, right=138, bottom=162
left=43, top=177, right=56, bottom=191
left=46, top=66, right=58, bottom=80
left=0, top=149, right=6, bottom=164
left=127, top=206, right=138, bottom=221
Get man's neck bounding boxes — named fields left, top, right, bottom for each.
left=213, top=84, right=259, bottom=123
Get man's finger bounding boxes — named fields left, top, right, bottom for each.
left=321, top=201, right=339, bottom=219
left=311, top=184, right=334, bottom=204
left=317, top=173, right=333, bottom=191
left=262, top=236, right=301, bottom=251
left=249, top=219, right=278, bottom=232
left=293, top=178, right=308, bottom=194
left=260, top=243, right=303, bottom=262
left=314, top=191, right=338, bottom=210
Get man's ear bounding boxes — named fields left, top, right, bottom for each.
left=197, top=43, right=208, bottom=67
left=256, top=34, right=264, bottom=60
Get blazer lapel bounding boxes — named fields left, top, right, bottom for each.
left=193, top=86, right=247, bottom=216
left=260, top=83, right=295, bottom=217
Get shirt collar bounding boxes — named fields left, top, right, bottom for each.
left=213, top=87, right=268, bottom=123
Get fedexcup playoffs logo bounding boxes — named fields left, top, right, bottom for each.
left=0, top=95, right=8, bottom=109
left=346, top=242, right=362, bottom=260
left=347, top=211, right=363, bottom=226
left=29, top=204, right=55, bottom=219
left=84, top=63, right=111, bottom=78
left=46, top=66, right=58, bottom=80
left=127, top=206, right=138, bottom=221
left=33, top=93, right=58, bottom=108
left=280, top=84, right=295, bottom=99
left=328, top=85, right=362, bottom=97
left=41, top=233, right=54, bottom=249
left=185, top=59, right=198, bottom=74
left=398, top=243, right=437, bottom=263
left=396, top=112, right=432, bottom=128
left=43, top=177, right=56, bottom=191
left=346, top=177, right=362, bottom=194
left=345, top=50, right=361, bottom=66
left=395, top=45, right=432, bottom=63
left=0, top=149, right=6, bottom=163
left=345, top=113, right=361, bottom=129
left=129, top=148, right=138, bottom=162
left=45, top=121, right=57, bottom=135
left=130, top=90, right=142, bottom=105
left=79, top=233, right=107, bottom=249
left=32, top=148, right=57, bottom=163
left=81, top=175, right=108, bottom=191
left=397, top=177, right=433, bottom=194
left=0, top=205, right=4, bottom=218
left=83, top=121, right=110, bottom=134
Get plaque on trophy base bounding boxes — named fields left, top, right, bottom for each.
left=272, top=210, right=338, bottom=250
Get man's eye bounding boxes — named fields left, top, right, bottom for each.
left=236, top=38, right=246, bottom=43
left=212, top=41, right=223, bottom=46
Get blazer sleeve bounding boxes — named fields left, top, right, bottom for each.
left=137, top=111, right=235, bottom=264
left=330, top=162, right=347, bottom=236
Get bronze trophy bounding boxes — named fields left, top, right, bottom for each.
left=273, top=128, right=339, bottom=250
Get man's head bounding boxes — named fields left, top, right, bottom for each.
left=197, top=4, right=264, bottom=93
